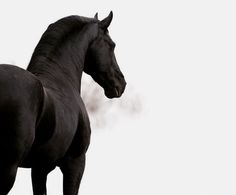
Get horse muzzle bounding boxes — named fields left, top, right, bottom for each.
left=105, top=78, right=126, bottom=98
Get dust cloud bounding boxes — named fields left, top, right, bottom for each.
left=81, top=76, right=142, bottom=129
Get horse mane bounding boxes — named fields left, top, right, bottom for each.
left=27, top=15, right=97, bottom=72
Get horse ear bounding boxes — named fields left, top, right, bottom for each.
left=100, top=11, right=113, bottom=29
left=94, top=13, right=98, bottom=20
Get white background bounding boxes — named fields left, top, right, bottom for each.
left=0, top=0, right=236, bottom=195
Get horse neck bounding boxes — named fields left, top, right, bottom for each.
left=27, top=22, right=98, bottom=93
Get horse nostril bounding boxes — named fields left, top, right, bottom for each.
left=114, top=87, right=120, bottom=96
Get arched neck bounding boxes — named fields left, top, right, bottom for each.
left=27, top=22, right=98, bottom=94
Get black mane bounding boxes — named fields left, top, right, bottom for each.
left=27, top=15, right=96, bottom=73
left=27, top=15, right=98, bottom=91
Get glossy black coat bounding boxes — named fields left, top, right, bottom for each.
left=0, top=12, right=126, bottom=195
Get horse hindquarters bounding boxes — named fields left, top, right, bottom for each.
left=0, top=105, right=36, bottom=195
left=0, top=65, right=44, bottom=194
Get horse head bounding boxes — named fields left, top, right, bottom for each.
left=84, top=11, right=126, bottom=98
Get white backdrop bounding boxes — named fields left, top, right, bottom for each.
left=0, top=0, right=236, bottom=195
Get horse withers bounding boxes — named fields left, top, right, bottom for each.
left=0, top=11, right=126, bottom=195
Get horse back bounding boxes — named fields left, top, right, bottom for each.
left=0, top=64, right=43, bottom=113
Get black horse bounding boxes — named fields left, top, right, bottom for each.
left=0, top=11, right=126, bottom=195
